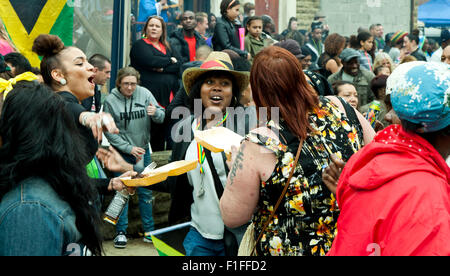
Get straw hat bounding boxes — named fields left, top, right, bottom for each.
left=182, top=51, right=249, bottom=95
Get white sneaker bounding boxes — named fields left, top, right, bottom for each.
left=143, top=232, right=153, bottom=244
left=114, top=232, right=127, bottom=248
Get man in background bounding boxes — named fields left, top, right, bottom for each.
left=170, top=10, right=207, bottom=65
left=328, top=48, right=375, bottom=107
left=195, top=12, right=212, bottom=47
left=82, top=54, right=111, bottom=112
left=370, top=23, right=385, bottom=52
left=431, top=29, right=450, bottom=63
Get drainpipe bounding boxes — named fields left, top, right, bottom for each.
left=410, top=0, right=415, bottom=33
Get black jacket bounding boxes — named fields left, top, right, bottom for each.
left=169, top=29, right=207, bottom=65
left=212, top=16, right=248, bottom=59
left=81, top=84, right=102, bottom=113
left=130, top=39, right=181, bottom=108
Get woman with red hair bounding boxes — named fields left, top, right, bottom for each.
left=220, top=46, right=374, bottom=256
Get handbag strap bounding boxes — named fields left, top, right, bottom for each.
left=251, top=137, right=304, bottom=255
left=204, top=149, right=228, bottom=199
left=337, top=96, right=360, bottom=130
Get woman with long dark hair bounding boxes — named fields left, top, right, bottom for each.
left=220, top=46, right=375, bottom=256
left=318, top=33, right=346, bottom=79
left=0, top=81, right=103, bottom=255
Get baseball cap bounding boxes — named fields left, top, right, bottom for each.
left=441, top=29, right=450, bottom=43
left=274, top=39, right=305, bottom=60
left=386, top=61, right=450, bottom=133
left=339, top=48, right=360, bottom=63
left=311, top=21, right=323, bottom=32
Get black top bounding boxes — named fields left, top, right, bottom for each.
left=169, top=29, right=207, bottom=65
left=81, top=85, right=102, bottom=113
left=212, top=16, right=249, bottom=59
left=303, top=70, right=334, bottom=97
left=410, top=48, right=427, bottom=62
left=58, top=91, right=109, bottom=194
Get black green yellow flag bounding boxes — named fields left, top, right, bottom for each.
left=0, top=0, right=73, bottom=67
left=150, top=222, right=191, bottom=256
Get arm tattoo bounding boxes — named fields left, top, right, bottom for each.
left=229, top=143, right=245, bottom=186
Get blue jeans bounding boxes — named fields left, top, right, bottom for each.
left=115, top=149, right=154, bottom=234
left=183, top=227, right=225, bottom=256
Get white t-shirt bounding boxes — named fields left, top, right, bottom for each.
left=430, top=47, right=443, bottom=63
left=185, top=119, right=227, bottom=240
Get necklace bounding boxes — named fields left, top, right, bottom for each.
left=195, top=112, right=229, bottom=174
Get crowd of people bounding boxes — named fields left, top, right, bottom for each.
left=0, top=0, right=449, bottom=256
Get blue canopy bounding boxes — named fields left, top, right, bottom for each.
left=418, top=0, right=450, bottom=27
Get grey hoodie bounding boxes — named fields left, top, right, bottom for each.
left=103, top=85, right=165, bottom=154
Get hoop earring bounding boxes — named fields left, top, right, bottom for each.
left=59, top=79, right=67, bottom=86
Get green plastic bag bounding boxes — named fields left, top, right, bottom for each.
left=86, top=157, right=106, bottom=179
left=86, top=158, right=99, bottom=179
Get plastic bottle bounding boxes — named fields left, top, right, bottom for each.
left=365, top=100, right=381, bottom=129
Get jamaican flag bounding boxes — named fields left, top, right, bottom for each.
left=0, top=0, right=73, bottom=67
left=150, top=222, right=191, bottom=256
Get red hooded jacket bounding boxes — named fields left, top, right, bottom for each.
left=328, top=125, right=450, bottom=256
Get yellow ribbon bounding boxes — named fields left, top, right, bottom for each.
left=0, top=72, right=39, bottom=100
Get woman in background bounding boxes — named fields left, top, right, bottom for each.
left=130, top=15, right=180, bottom=151
left=212, top=0, right=250, bottom=61
left=103, top=66, right=165, bottom=248
left=318, top=33, right=346, bottom=79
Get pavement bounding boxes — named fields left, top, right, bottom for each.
left=103, top=237, right=159, bottom=256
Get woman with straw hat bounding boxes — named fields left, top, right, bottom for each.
left=150, top=51, right=251, bottom=256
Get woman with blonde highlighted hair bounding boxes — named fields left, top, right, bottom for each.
left=220, top=46, right=375, bottom=256
left=373, top=52, right=395, bottom=75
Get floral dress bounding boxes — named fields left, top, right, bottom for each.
left=248, top=97, right=363, bottom=256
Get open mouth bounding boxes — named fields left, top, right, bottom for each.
left=88, top=76, right=95, bottom=84
left=210, top=95, right=223, bottom=104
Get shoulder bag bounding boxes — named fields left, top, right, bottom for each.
left=238, top=138, right=304, bottom=256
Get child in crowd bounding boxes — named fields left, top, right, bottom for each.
left=244, top=16, right=271, bottom=63
left=357, top=31, right=374, bottom=71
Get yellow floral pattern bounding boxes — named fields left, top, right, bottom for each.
left=248, top=97, right=363, bottom=256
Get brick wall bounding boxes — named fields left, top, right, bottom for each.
left=296, top=0, right=321, bottom=30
